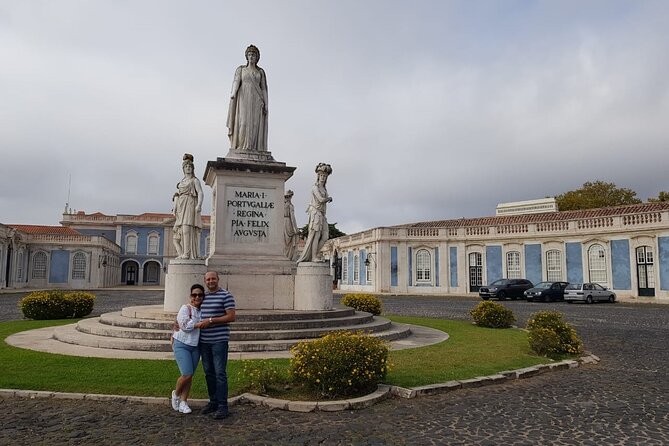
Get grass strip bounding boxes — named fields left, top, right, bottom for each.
left=1, top=316, right=551, bottom=398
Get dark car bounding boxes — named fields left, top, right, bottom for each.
left=524, top=281, right=569, bottom=302
left=479, top=279, right=534, bottom=300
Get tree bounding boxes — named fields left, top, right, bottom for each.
left=555, top=181, right=642, bottom=211
left=298, top=222, right=346, bottom=239
left=648, top=191, right=669, bottom=203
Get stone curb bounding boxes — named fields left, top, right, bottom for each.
left=389, top=353, right=599, bottom=399
left=0, top=356, right=597, bottom=412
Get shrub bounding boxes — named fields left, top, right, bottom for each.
left=290, top=331, right=390, bottom=399
left=18, top=290, right=96, bottom=320
left=526, top=310, right=583, bottom=359
left=469, top=301, right=516, bottom=328
left=63, top=292, right=96, bottom=318
left=341, top=293, right=382, bottom=315
left=239, top=360, right=289, bottom=395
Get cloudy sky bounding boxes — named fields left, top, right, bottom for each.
left=2, top=0, right=668, bottom=234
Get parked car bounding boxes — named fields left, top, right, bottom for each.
left=479, top=279, right=534, bottom=300
left=525, top=281, right=569, bottom=302
left=564, top=282, right=616, bottom=304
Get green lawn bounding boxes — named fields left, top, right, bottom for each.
left=0, top=316, right=551, bottom=398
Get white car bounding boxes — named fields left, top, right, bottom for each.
left=564, top=282, right=616, bottom=304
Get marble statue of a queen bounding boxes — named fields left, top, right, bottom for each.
left=227, top=44, right=268, bottom=152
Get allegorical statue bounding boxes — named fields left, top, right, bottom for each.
left=227, top=44, right=268, bottom=152
left=297, top=163, right=333, bottom=263
left=172, top=153, right=204, bottom=259
left=284, top=190, right=299, bottom=260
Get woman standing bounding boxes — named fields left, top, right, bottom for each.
left=172, top=153, right=203, bottom=259
left=227, top=44, right=268, bottom=152
left=171, top=284, right=205, bottom=414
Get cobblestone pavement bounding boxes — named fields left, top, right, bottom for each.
left=1, top=291, right=668, bottom=445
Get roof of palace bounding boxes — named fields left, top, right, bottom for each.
left=65, top=211, right=211, bottom=224
left=392, top=202, right=669, bottom=229
left=7, top=225, right=83, bottom=235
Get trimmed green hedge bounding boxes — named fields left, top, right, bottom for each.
left=341, top=293, right=382, bottom=315
left=18, top=291, right=96, bottom=320
left=469, top=301, right=516, bottom=328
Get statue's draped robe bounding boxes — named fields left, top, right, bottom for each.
left=227, top=65, right=268, bottom=151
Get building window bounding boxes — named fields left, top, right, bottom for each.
left=416, top=249, right=431, bottom=282
left=506, top=251, right=521, bottom=279
left=353, top=254, right=359, bottom=284
left=32, top=251, right=48, bottom=279
left=366, top=259, right=373, bottom=285
left=17, top=250, right=24, bottom=281
left=636, top=246, right=655, bottom=290
left=546, top=250, right=562, bottom=282
left=204, top=236, right=211, bottom=257
left=72, top=252, right=87, bottom=280
left=588, top=244, right=607, bottom=284
left=342, top=254, right=348, bottom=282
left=147, top=233, right=160, bottom=255
left=125, top=232, right=138, bottom=254
left=469, top=252, right=483, bottom=290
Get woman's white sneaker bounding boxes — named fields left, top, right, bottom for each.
left=178, top=401, right=192, bottom=414
left=171, top=390, right=179, bottom=411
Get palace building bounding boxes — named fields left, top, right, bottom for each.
left=0, top=211, right=210, bottom=290
left=5, top=201, right=669, bottom=301
left=328, top=202, right=669, bottom=301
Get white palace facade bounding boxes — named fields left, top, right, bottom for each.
left=328, top=202, right=669, bottom=301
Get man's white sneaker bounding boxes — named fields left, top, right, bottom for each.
left=171, top=390, right=179, bottom=411
left=179, top=401, right=192, bottom=414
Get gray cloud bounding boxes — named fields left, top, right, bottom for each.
left=2, top=1, right=668, bottom=234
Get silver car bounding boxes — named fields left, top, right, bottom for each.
left=564, top=282, right=616, bottom=304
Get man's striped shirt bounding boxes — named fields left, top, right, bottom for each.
left=199, top=288, right=236, bottom=343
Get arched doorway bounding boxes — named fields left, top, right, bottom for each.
left=143, top=261, right=161, bottom=285
left=122, top=260, right=139, bottom=286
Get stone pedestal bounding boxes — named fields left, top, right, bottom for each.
left=204, top=157, right=297, bottom=310
left=294, top=262, right=333, bottom=311
left=164, top=259, right=207, bottom=312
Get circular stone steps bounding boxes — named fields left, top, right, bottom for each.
left=52, top=304, right=412, bottom=353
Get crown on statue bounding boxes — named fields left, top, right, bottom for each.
left=182, top=153, right=194, bottom=167
left=315, top=163, right=332, bottom=175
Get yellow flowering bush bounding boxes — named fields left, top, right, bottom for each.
left=18, top=290, right=95, bottom=320
left=290, top=331, right=390, bottom=399
left=526, top=310, right=583, bottom=359
left=469, top=301, right=515, bottom=328
left=239, top=360, right=288, bottom=395
left=341, top=293, right=382, bottom=315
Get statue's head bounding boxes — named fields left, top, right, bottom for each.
left=182, top=153, right=194, bottom=172
left=315, top=163, right=332, bottom=185
left=284, top=189, right=294, bottom=199
left=245, top=45, right=260, bottom=63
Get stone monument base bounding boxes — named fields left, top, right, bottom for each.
left=210, top=257, right=296, bottom=310
left=294, top=262, right=334, bottom=311
left=164, top=259, right=207, bottom=312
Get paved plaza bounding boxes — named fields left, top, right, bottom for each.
left=1, top=291, right=668, bottom=445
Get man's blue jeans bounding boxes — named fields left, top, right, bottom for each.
left=199, top=341, right=229, bottom=412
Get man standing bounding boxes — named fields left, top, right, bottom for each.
left=199, top=271, right=236, bottom=419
